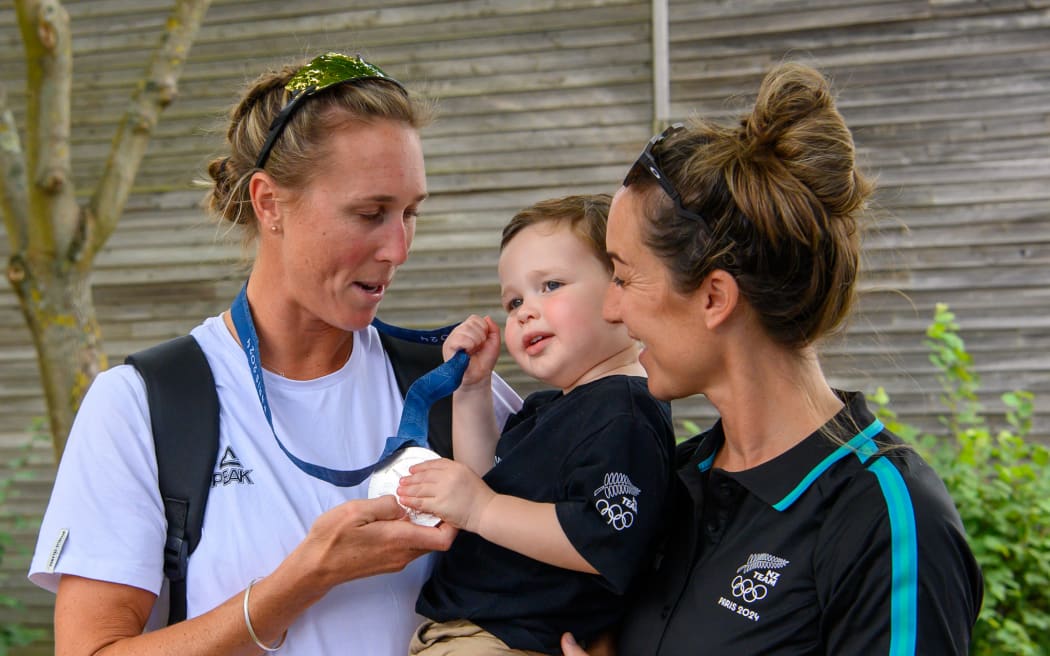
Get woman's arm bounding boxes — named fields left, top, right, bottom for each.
left=54, top=495, right=455, bottom=655
left=816, top=459, right=981, bottom=655
left=56, top=575, right=270, bottom=656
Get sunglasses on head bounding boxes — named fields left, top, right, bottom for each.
left=627, top=123, right=706, bottom=224
left=254, top=52, right=407, bottom=170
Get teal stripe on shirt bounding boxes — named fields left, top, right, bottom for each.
left=868, top=457, right=919, bottom=656
left=772, top=419, right=883, bottom=511
left=697, top=452, right=716, bottom=472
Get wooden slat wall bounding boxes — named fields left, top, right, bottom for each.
left=0, top=1, right=1047, bottom=651
left=663, top=0, right=1050, bottom=436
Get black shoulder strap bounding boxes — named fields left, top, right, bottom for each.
left=377, top=331, right=454, bottom=459
left=125, top=335, right=219, bottom=626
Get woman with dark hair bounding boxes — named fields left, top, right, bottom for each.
left=29, top=53, right=519, bottom=655
left=562, top=62, right=982, bottom=655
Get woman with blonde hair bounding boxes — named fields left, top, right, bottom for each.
left=30, top=53, right=519, bottom=655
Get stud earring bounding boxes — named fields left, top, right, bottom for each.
left=270, top=225, right=279, bottom=233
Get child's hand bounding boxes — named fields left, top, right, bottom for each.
left=397, top=458, right=496, bottom=533
left=442, top=315, right=501, bottom=390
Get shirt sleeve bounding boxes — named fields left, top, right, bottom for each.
left=815, top=454, right=982, bottom=655
left=554, top=403, right=674, bottom=594
left=28, top=365, right=167, bottom=596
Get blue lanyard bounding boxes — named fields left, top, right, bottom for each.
left=230, top=283, right=467, bottom=487
left=370, top=316, right=454, bottom=344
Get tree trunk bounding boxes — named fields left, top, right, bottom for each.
left=7, top=254, right=104, bottom=454
left=2, top=0, right=212, bottom=457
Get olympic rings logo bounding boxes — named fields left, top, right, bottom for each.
left=596, top=498, right=634, bottom=531
left=731, top=575, right=767, bottom=603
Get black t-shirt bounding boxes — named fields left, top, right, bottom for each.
left=618, top=391, right=984, bottom=655
left=416, top=375, right=675, bottom=654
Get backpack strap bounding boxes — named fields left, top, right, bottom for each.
left=377, top=331, right=453, bottom=459
left=125, top=335, right=219, bottom=626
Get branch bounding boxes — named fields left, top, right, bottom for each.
left=15, top=0, right=77, bottom=258
left=83, top=0, right=212, bottom=263
left=0, top=85, right=30, bottom=255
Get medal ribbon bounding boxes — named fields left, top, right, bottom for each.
left=230, top=283, right=467, bottom=487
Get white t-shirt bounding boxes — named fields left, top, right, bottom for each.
left=29, top=315, right=521, bottom=655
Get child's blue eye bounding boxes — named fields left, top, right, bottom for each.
left=505, top=298, right=522, bottom=311
left=542, top=281, right=563, bottom=292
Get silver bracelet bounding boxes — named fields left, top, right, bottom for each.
left=243, top=577, right=288, bottom=652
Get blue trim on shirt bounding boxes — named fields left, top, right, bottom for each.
left=772, top=419, right=884, bottom=511
left=868, top=457, right=919, bottom=655
left=697, top=452, right=716, bottom=472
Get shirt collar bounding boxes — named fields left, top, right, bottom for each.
left=683, top=391, right=886, bottom=511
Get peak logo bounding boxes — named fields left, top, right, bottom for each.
left=212, top=447, right=254, bottom=487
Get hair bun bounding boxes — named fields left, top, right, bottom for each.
left=745, top=63, right=834, bottom=149
left=739, top=62, right=870, bottom=224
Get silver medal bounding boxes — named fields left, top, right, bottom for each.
left=367, top=446, right=442, bottom=526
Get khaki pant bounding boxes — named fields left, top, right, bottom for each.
left=409, top=619, right=551, bottom=656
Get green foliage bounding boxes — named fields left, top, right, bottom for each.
left=0, top=419, right=47, bottom=655
left=871, top=304, right=1050, bottom=655
left=676, top=419, right=703, bottom=443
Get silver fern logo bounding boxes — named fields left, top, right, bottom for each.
left=736, top=553, right=790, bottom=575
left=593, top=473, right=641, bottom=532
left=593, top=472, right=641, bottom=499
left=719, top=552, right=791, bottom=621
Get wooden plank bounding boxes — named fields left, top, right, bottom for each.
left=0, top=21, right=652, bottom=77
left=4, top=3, right=648, bottom=55
left=669, top=10, right=1050, bottom=56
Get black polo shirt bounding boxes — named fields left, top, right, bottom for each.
left=417, top=375, right=675, bottom=654
left=618, top=391, right=983, bottom=655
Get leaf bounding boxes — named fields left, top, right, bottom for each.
left=871, top=386, right=889, bottom=406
